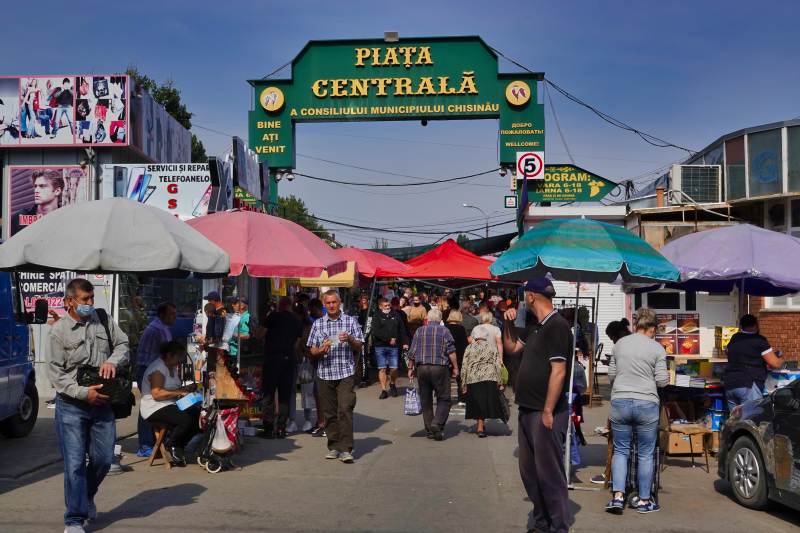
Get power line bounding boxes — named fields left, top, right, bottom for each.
left=313, top=215, right=515, bottom=236
left=545, top=82, right=575, bottom=165
left=261, top=60, right=292, bottom=80
left=488, top=45, right=696, bottom=155
left=293, top=168, right=499, bottom=188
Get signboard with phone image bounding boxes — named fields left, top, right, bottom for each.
left=105, top=163, right=212, bottom=219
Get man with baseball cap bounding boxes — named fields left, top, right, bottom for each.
left=503, top=277, right=573, bottom=533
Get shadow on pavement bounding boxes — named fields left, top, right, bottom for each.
left=353, top=412, right=388, bottom=434
left=235, top=435, right=302, bottom=464
left=354, top=436, right=392, bottom=459
left=713, top=479, right=800, bottom=527
left=526, top=498, right=581, bottom=531
left=98, top=483, right=206, bottom=528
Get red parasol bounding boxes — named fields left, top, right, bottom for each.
left=186, top=210, right=347, bottom=278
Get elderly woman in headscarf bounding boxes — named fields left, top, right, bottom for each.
left=461, top=312, right=506, bottom=437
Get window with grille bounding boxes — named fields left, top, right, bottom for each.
left=677, top=165, right=721, bottom=203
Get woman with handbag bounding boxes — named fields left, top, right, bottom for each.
left=461, top=330, right=506, bottom=438
left=140, top=341, right=201, bottom=467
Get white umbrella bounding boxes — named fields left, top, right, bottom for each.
left=0, top=198, right=229, bottom=276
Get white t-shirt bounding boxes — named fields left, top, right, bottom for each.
left=471, top=323, right=501, bottom=344
left=140, top=358, right=182, bottom=419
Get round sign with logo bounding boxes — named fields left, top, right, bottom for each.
left=259, top=87, right=285, bottom=112
left=516, top=151, right=544, bottom=179
left=505, top=81, right=531, bottom=107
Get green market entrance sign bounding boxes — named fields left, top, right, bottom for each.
left=527, top=165, right=617, bottom=203
left=249, top=36, right=545, bottom=196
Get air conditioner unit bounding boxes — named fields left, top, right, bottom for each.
left=670, top=164, right=722, bottom=204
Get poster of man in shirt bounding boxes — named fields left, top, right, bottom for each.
left=9, top=166, right=88, bottom=236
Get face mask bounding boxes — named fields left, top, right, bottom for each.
left=75, top=304, right=95, bottom=318
left=382, top=309, right=391, bottom=315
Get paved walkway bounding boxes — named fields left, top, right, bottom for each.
left=0, top=381, right=798, bottom=532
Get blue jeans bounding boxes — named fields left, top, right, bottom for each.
left=374, top=346, right=399, bottom=369
left=610, top=398, right=659, bottom=500
left=136, top=365, right=155, bottom=448
left=726, top=382, right=764, bottom=411
left=55, top=396, right=116, bottom=526
left=54, top=105, right=72, bottom=135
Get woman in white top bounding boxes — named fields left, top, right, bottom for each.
left=141, top=340, right=199, bottom=466
left=468, top=311, right=503, bottom=355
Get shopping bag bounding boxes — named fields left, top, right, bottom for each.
left=212, top=414, right=233, bottom=454
left=297, top=357, right=314, bottom=385
left=404, top=379, right=422, bottom=416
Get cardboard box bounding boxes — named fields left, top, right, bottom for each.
left=663, top=431, right=705, bottom=455
left=706, top=431, right=720, bottom=454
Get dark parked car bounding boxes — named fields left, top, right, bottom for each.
left=718, top=380, right=800, bottom=511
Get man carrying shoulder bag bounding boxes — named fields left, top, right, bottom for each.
left=48, top=278, right=129, bottom=533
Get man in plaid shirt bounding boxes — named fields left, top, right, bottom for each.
left=308, top=289, right=364, bottom=463
left=407, top=308, right=459, bottom=441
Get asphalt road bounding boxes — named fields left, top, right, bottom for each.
left=1, top=380, right=798, bottom=532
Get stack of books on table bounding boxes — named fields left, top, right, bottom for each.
left=676, top=374, right=692, bottom=387
left=690, top=377, right=706, bottom=388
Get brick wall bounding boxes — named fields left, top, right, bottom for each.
left=751, top=295, right=800, bottom=362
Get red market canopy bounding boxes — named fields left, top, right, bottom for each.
left=375, top=239, right=497, bottom=286
left=335, top=247, right=410, bottom=278
left=187, top=210, right=347, bottom=278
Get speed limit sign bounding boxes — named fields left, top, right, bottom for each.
left=516, top=151, right=544, bottom=180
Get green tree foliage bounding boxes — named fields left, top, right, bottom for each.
left=277, top=195, right=332, bottom=243
left=126, top=67, right=207, bottom=162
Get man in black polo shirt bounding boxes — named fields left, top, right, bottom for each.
left=724, top=314, right=782, bottom=411
left=504, top=278, right=572, bottom=533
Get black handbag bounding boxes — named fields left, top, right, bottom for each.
left=75, top=309, right=135, bottom=418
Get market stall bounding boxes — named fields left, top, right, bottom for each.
left=631, top=223, right=800, bottom=457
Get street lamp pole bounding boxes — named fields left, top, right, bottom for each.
left=462, top=203, right=489, bottom=239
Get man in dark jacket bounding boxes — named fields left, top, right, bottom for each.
left=372, top=297, right=409, bottom=398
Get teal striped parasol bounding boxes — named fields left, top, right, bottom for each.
left=490, top=218, right=679, bottom=283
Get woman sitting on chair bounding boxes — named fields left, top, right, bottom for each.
left=140, top=340, right=200, bottom=466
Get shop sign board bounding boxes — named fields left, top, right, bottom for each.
left=0, top=75, right=128, bottom=147
left=504, top=195, right=518, bottom=208
left=103, top=163, right=212, bottom=220
left=249, top=36, right=544, bottom=169
left=527, top=164, right=617, bottom=203
left=129, top=88, right=191, bottom=163
left=656, top=312, right=700, bottom=356
left=8, top=165, right=89, bottom=237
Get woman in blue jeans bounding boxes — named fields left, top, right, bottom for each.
left=605, top=307, right=668, bottom=515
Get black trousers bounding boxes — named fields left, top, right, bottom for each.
left=518, top=408, right=570, bottom=533
left=317, top=375, right=357, bottom=453
left=146, top=404, right=201, bottom=447
left=416, top=364, right=451, bottom=431
left=262, top=353, right=295, bottom=430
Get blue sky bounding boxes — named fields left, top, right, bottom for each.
left=4, top=0, right=799, bottom=247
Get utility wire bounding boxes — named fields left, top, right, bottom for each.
left=545, top=82, right=575, bottom=165
left=293, top=168, right=499, bottom=188
left=313, top=215, right=515, bottom=236
left=261, top=60, right=292, bottom=80
left=489, top=46, right=696, bottom=155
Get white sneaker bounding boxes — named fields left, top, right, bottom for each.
left=325, top=450, right=340, bottom=460
left=65, top=525, right=85, bottom=533
left=286, top=421, right=299, bottom=434
left=301, top=420, right=313, bottom=432
left=339, top=451, right=354, bottom=463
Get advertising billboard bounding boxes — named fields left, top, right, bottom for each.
left=0, top=75, right=128, bottom=147
left=130, top=89, right=191, bottom=163
left=232, top=136, right=261, bottom=198
left=8, top=165, right=89, bottom=236
left=104, top=163, right=212, bottom=219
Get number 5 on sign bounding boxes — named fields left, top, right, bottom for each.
left=516, top=151, right=544, bottom=180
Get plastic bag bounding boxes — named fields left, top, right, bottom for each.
left=404, top=379, right=422, bottom=416
left=297, top=357, right=314, bottom=385
left=212, top=414, right=233, bottom=454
